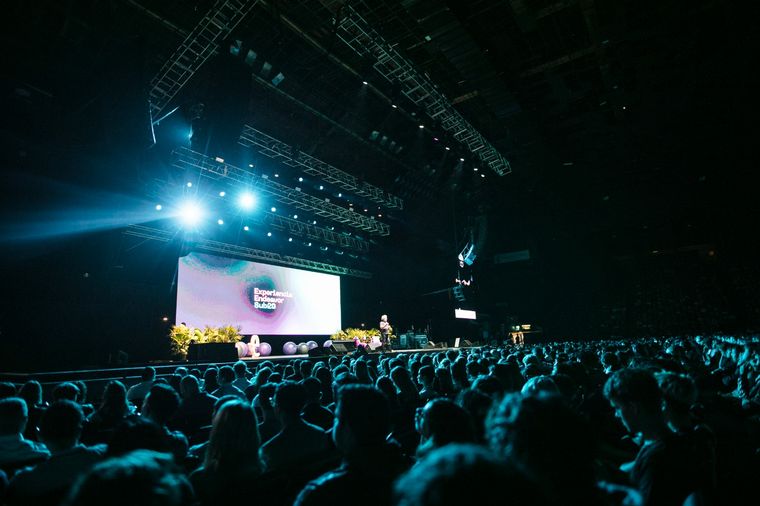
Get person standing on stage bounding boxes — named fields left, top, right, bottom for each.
left=379, top=315, right=392, bottom=352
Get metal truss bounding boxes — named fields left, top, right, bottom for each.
left=248, top=210, right=370, bottom=252
left=172, top=147, right=390, bottom=236
left=238, top=125, right=403, bottom=210
left=334, top=4, right=512, bottom=176
left=124, top=225, right=372, bottom=279
left=148, top=0, right=259, bottom=118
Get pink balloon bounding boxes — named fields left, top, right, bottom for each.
left=283, top=341, right=297, bottom=355
left=258, top=342, right=272, bottom=356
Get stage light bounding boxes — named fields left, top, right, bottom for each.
left=481, top=173, right=485, bottom=178
left=460, top=157, right=465, bottom=162
left=238, top=192, right=255, bottom=210
left=362, top=80, right=368, bottom=85
left=271, top=206, right=277, bottom=212
left=298, top=177, right=303, bottom=182
left=445, top=146, right=450, bottom=151
left=308, top=242, right=312, bottom=246
left=217, top=219, right=224, bottom=225
left=433, top=137, right=439, bottom=141
left=249, top=163, right=254, bottom=168
left=267, top=232, right=272, bottom=237
left=178, top=201, right=203, bottom=227
left=243, top=225, right=249, bottom=231
left=274, top=173, right=279, bottom=178
left=474, top=167, right=478, bottom=171
left=378, top=213, right=382, bottom=217
left=155, top=204, right=162, bottom=211
left=293, top=214, right=298, bottom=219
left=215, top=156, right=224, bottom=163
left=219, top=191, right=226, bottom=197
left=320, top=246, right=328, bottom=251
left=319, top=185, right=324, bottom=190
left=312, top=220, right=317, bottom=225
left=419, top=125, right=424, bottom=129
left=186, top=182, right=193, bottom=187
left=288, top=237, right=293, bottom=242
left=162, top=316, right=169, bottom=322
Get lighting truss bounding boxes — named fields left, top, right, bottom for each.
left=149, top=0, right=260, bottom=119
left=239, top=125, right=403, bottom=210
left=247, top=210, right=370, bottom=252
left=124, top=225, right=371, bottom=279
left=172, top=147, right=390, bottom=236
left=334, top=3, right=512, bottom=176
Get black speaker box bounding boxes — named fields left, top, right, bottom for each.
left=330, top=340, right=356, bottom=354
left=188, top=343, right=238, bottom=362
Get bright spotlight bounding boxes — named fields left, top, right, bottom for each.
left=391, top=104, right=397, bottom=109
left=238, top=192, right=255, bottom=210
left=155, top=204, right=163, bottom=211
left=308, top=242, right=312, bottom=246
left=274, top=173, right=279, bottom=178
left=219, top=191, right=226, bottom=197
left=445, top=146, right=450, bottom=151
left=267, top=232, right=272, bottom=237
left=362, top=80, right=368, bottom=85
left=186, top=182, right=193, bottom=187
left=338, top=193, right=342, bottom=198
left=288, top=237, right=293, bottom=242
left=298, top=177, right=303, bottom=182
left=319, top=185, right=324, bottom=190
left=293, top=214, right=298, bottom=219
left=178, top=201, right=203, bottom=227
left=270, top=207, right=276, bottom=213
left=460, top=158, right=465, bottom=162
left=217, top=219, right=224, bottom=225
left=419, top=125, right=424, bottom=129
left=243, top=225, right=250, bottom=231
left=249, top=163, right=254, bottom=168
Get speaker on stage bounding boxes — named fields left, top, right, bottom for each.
left=463, top=340, right=473, bottom=347
left=329, top=340, right=356, bottom=355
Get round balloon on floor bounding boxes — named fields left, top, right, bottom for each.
left=258, top=342, right=272, bottom=356
left=297, top=342, right=309, bottom=354
left=283, top=341, right=297, bottom=355
left=306, top=340, right=318, bottom=350
left=235, top=341, right=249, bottom=358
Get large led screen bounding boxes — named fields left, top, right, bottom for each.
left=176, top=252, right=341, bottom=335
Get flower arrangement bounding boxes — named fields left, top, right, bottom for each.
left=330, top=327, right=393, bottom=346
left=169, top=324, right=243, bottom=359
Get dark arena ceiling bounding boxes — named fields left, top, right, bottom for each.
left=0, top=0, right=757, bottom=366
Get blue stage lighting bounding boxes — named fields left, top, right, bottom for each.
left=219, top=191, right=226, bottom=197
left=267, top=232, right=272, bottom=237
left=217, top=219, right=224, bottom=225
left=238, top=192, right=255, bottom=210
left=270, top=207, right=276, bottom=213
left=243, top=225, right=250, bottom=231
left=155, top=204, right=162, bottom=211
left=178, top=201, right=203, bottom=227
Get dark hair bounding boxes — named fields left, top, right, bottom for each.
left=204, top=400, right=261, bottom=473
left=53, top=382, right=81, bottom=402
left=0, top=382, right=17, bottom=399
left=394, top=444, right=542, bottom=506
left=233, top=361, right=248, bottom=376
left=107, top=417, right=170, bottom=457
left=40, top=400, right=84, bottom=442
left=0, top=397, right=27, bottom=435
left=418, top=365, right=435, bottom=384
left=98, top=381, right=129, bottom=420
left=603, top=368, right=661, bottom=412
left=273, top=380, right=307, bottom=416
left=143, top=384, right=180, bottom=425
left=337, top=385, right=390, bottom=446
left=257, top=384, right=277, bottom=410
left=19, top=380, right=43, bottom=407
left=65, top=450, right=192, bottom=506
left=141, top=367, right=157, bottom=382
left=218, top=366, right=235, bottom=384
left=419, top=398, right=475, bottom=445
left=301, top=377, right=322, bottom=401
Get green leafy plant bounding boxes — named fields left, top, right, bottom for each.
left=169, top=324, right=243, bottom=358
left=330, top=327, right=384, bottom=345
left=169, top=324, right=194, bottom=359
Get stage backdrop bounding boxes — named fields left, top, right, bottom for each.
left=176, top=252, right=341, bottom=335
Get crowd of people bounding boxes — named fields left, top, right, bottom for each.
left=0, top=335, right=758, bottom=506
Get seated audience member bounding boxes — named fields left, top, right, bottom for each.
left=18, top=381, right=45, bottom=442
left=328, top=372, right=360, bottom=412
left=604, top=368, right=702, bottom=506
left=186, top=395, right=240, bottom=462
left=417, top=365, right=441, bottom=403
left=126, top=367, right=156, bottom=406
left=53, top=382, right=80, bottom=402
left=190, top=401, right=262, bottom=505
left=0, top=383, right=17, bottom=400
left=487, top=392, right=603, bottom=506
left=259, top=381, right=331, bottom=472
left=313, top=367, right=334, bottom=405
left=520, top=375, right=560, bottom=397
left=105, top=417, right=172, bottom=457
left=301, top=377, right=334, bottom=431
left=7, top=400, right=105, bottom=506
left=0, top=397, right=49, bottom=470
left=172, top=375, right=217, bottom=436
left=455, top=388, right=493, bottom=443
left=394, top=444, right=544, bottom=506
left=74, top=381, right=95, bottom=417
left=83, top=381, right=130, bottom=444
left=201, top=367, right=219, bottom=394
left=141, top=384, right=187, bottom=460
left=231, top=361, right=252, bottom=391
left=211, top=366, right=245, bottom=399
left=254, top=383, right=281, bottom=444
left=64, top=449, right=193, bottom=506
left=415, top=398, right=475, bottom=459
left=295, top=385, right=413, bottom=506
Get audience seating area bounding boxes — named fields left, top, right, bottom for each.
left=0, top=335, right=758, bottom=506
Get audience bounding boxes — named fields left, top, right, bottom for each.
left=1, top=334, right=758, bottom=505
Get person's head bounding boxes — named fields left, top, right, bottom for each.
left=417, top=365, right=435, bottom=388
left=257, top=384, right=277, bottom=412
left=273, top=381, right=307, bottom=422
left=203, top=367, right=218, bottom=392
left=233, top=361, right=248, bottom=379
left=106, top=417, right=171, bottom=457
left=601, top=352, right=620, bottom=373
left=141, top=367, right=157, bottom=382
left=100, top=380, right=129, bottom=415
left=333, top=385, right=391, bottom=455
left=204, top=400, right=261, bottom=473
left=487, top=393, right=596, bottom=504
left=381, top=314, right=388, bottom=322
left=180, top=375, right=201, bottom=398
left=217, top=366, right=235, bottom=385
left=332, top=372, right=360, bottom=403
left=19, top=380, right=43, bottom=407
left=39, top=400, right=84, bottom=451
left=174, top=367, right=188, bottom=378
left=416, top=398, right=475, bottom=447
left=390, top=366, right=416, bottom=394
left=656, top=372, right=698, bottom=430
left=65, top=450, right=192, bottom=506
left=0, top=382, right=17, bottom=399
left=394, top=444, right=542, bottom=506
left=603, top=368, right=663, bottom=434
left=53, top=382, right=80, bottom=402
left=75, top=381, right=89, bottom=404
left=301, top=377, right=323, bottom=404
left=142, top=384, right=180, bottom=426
left=456, top=388, right=493, bottom=443
left=0, top=397, right=27, bottom=436
left=213, top=395, right=240, bottom=417
left=520, top=375, right=559, bottom=397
